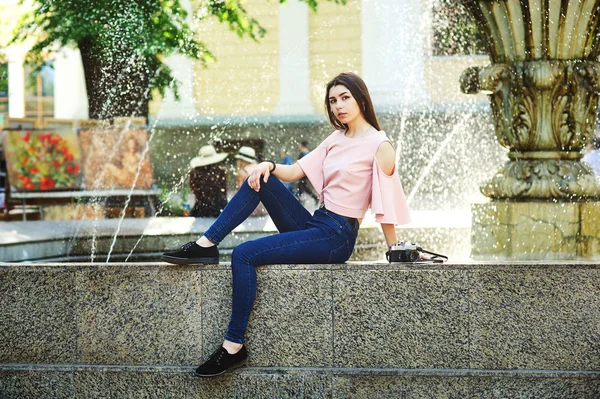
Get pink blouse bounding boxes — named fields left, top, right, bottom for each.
left=297, top=130, right=411, bottom=225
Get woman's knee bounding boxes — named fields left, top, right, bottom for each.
left=231, top=241, right=255, bottom=265
left=260, top=175, right=282, bottom=189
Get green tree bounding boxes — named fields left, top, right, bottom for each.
left=431, top=0, right=485, bottom=56
left=8, top=0, right=345, bottom=121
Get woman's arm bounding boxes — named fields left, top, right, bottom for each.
left=271, top=162, right=305, bottom=182
left=247, top=162, right=305, bottom=191
left=376, top=141, right=399, bottom=246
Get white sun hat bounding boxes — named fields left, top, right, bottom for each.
left=190, top=145, right=228, bottom=168
left=234, top=146, right=258, bottom=163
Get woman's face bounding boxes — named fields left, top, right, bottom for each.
left=328, top=84, right=362, bottom=126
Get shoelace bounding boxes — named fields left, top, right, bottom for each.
left=181, top=242, right=196, bottom=251
left=210, top=347, right=226, bottom=366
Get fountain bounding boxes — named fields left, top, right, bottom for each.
left=459, top=0, right=600, bottom=259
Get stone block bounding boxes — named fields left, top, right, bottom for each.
left=525, top=202, right=579, bottom=224
left=202, top=265, right=334, bottom=367
left=402, top=377, right=469, bottom=399
left=200, top=268, right=232, bottom=360
left=332, top=376, right=469, bottom=399
left=471, top=201, right=600, bottom=259
left=0, top=369, right=73, bottom=399
left=510, top=202, right=579, bottom=258
left=76, top=370, right=191, bottom=399
left=0, top=270, right=76, bottom=363
left=331, top=376, right=403, bottom=398
left=273, top=373, right=331, bottom=399
left=580, top=237, right=600, bottom=258
left=472, top=202, right=510, bottom=225
left=469, top=269, right=600, bottom=370
left=472, top=203, right=511, bottom=258
left=332, top=268, right=469, bottom=368
left=75, top=368, right=332, bottom=399
left=580, top=202, right=600, bottom=238
left=76, top=269, right=203, bottom=365
left=469, top=377, right=600, bottom=399
left=471, top=223, right=510, bottom=257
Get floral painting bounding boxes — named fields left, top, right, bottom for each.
left=79, top=128, right=154, bottom=190
left=3, top=130, right=83, bottom=191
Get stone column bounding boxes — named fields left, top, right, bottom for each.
left=53, top=47, right=89, bottom=120
left=459, top=0, right=600, bottom=259
left=272, top=0, right=313, bottom=115
left=6, top=48, right=25, bottom=118
left=361, top=0, right=429, bottom=108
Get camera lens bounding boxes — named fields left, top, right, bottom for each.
left=408, top=250, right=419, bottom=262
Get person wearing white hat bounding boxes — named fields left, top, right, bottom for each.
left=234, top=146, right=268, bottom=216
left=233, top=146, right=258, bottom=164
left=188, top=145, right=228, bottom=217
left=163, top=72, right=411, bottom=378
left=233, top=146, right=258, bottom=188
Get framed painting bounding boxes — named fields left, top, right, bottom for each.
left=2, top=130, right=83, bottom=191
left=79, top=128, right=154, bottom=190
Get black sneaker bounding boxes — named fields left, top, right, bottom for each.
left=194, top=345, right=248, bottom=377
left=161, top=241, right=219, bottom=265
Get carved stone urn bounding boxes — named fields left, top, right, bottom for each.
left=459, top=0, right=600, bottom=200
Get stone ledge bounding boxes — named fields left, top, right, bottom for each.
left=1, top=262, right=599, bottom=372
left=3, top=364, right=600, bottom=379
left=0, top=211, right=472, bottom=262
left=2, top=261, right=600, bottom=272
left=1, top=364, right=598, bottom=398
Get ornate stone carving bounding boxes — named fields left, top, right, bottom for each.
left=459, top=0, right=600, bottom=200
left=481, top=158, right=600, bottom=199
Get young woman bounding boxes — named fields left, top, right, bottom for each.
left=162, top=72, right=411, bottom=377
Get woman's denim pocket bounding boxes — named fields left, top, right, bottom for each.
left=328, top=240, right=350, bottom=263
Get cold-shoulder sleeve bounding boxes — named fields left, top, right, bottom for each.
left=297, top=136, right=330, bottom=200
left=371, top=157, right=411, bottom=225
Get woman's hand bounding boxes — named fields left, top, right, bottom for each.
left=248, top=162, right=273, bottom=192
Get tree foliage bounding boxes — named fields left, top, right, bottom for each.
left=7, top=0, right=347, bottom=119
left=431, top=0, right=485, bottom=56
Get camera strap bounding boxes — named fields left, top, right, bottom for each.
left=417, top=247, right=448, bottom=262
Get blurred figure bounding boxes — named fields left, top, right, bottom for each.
left=235, top=146, right=268, bottom=216
left=298, top=140, right=310, bottom=160
left=279, top=148, right=294, bottom=193
left=188, top=145, right=228, bottom=217
left=297, top=140, right=319, bottom=205
left=583, top=135, right=600, bottom=177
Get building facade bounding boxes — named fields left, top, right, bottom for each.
left=0, top=0, right=488, bottom=126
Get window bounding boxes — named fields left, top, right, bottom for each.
left=0, top=63, right=7, bottom=122
left=24, top=61, right=54, bottom=126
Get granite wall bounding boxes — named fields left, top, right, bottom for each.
left=1, top=262, right=599, bottom=397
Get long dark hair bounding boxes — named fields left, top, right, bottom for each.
left=324, top=72, right=381, bottom=132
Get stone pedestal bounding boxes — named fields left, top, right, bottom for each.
left=472, top=201, right=600, bottom=260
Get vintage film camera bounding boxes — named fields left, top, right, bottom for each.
left=386, top=241, right=448, bottom=263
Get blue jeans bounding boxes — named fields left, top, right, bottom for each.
left=203, top=176, right=359, bottom=344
